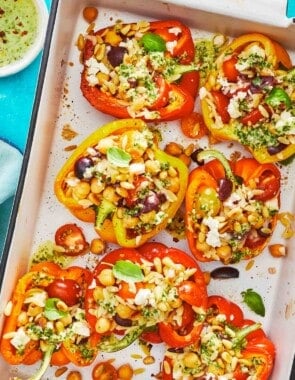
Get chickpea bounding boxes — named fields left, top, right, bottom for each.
left=178, top=153, right=191, bottom=167
left=117, top=363, right=134, bottom=379
left=183, top=352, right=200, bottom=368
left=116, top=303, right=134, bottom=319
left=82, top=7, right=98, bottom=23
left=95, top=317, right=112, bottom=334
left=164, top=142, right=183, bottom=157
left=90, top=238, right=105, bottom=255
left=216, top=245, right=232, bottom=261
left=72, top=181, right=91, bottom=200
left=93, top=286, right=104, bottom=302
left=97, top=268, right=115, bottom=286
left=167, top=176, right=180, bottom=193
left=97, top=269, right=116, bottom=286
left=66, top=371, right=82, bottom=380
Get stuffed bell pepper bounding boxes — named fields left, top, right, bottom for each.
left=200, top=32, right=295, bottom=163
left=185, top=149, right=281, bottom=263
left=54, top=119, right=188, bottom=247
left=161, top=295, right=275, bottom=379
left=0, top=263, right=98, bottom=380
left=85, top=243, right=208, bottom=352
left=79, top=19, right=199, bottom=121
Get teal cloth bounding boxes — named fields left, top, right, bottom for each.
left=0, top=0, right=52, bottom=256
left=287, top=0, right=295, bottom=17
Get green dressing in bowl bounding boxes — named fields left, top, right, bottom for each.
left=0, top=0, right=38, bottom=67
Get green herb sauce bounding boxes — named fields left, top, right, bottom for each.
left=0, top=0, right=38, bottom=67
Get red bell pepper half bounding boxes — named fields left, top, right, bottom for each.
left=85, top=243, right=207, bottom=352
left=80, top=19, right=199, bottom=121
left=161, top=295, right=275, bottom=380
left=0, top=263, right=98, bottom=379
left=185, top=149, right=281, bottom=263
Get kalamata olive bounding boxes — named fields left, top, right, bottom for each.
left=267, top=143, right=287, bottom=155
left=210, top=266, right=239, bottom=279
left=113, top=314, right=132, bottom=327
left=74, top=157, right=93, bottom=179
left=250, top=75, right=275, bottom=93
left=107, top=46, right=127, bottom=67
left=218, top=178, right=233, bottom=201
left=190, top=148, right=204, bottom=165
left=168, top=347, right=184, bottom=353
left=142, top=193, right=160, bottom=213
left=128, top=78, right=138, bottom=88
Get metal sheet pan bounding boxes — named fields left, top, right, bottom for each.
left=0, top=0, right=294, bottom=378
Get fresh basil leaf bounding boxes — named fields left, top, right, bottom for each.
left=241, top=289, right=265, bottom=317
left=113, top=260, right=144, bottom=282
left=44, top=298, right=68, bottom=321
left=106, top=147, right=131, bottom=168
left=139, top=32, right=166, bottom=52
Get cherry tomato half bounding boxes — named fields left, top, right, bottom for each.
left=117, top=281, right=144, bottom=300
left=211, top=90, right=231, bottom=124
left=222, top=55, right=240, bottom=82
left=149, top=76, right=170, bottom=110
left=92, top=361, right=118, bottom=380
left=47, top=279, right=82, bottom=306
left=241, top=108, right=265, bottom=125
left=55, top=223, right=89, bottom=256
left=180, top=111, right=208, bottom=139
left=252, top=167, right=281, bottom=202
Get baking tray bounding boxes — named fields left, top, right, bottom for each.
left=0, top=0, right=295, bottom=378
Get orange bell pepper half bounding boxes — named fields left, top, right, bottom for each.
left=0, top=262, right=97, bottom=376
left=161, top=295, right=275, bottom=379
left=185, top=150, right=281, bottom=263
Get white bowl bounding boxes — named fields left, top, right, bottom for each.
left=0, top=0, right=49, bottom=77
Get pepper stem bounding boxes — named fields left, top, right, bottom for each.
left=164, top=63, right=197, bottom=82
left=197, top=149, right=238, bottom=186
left=95, top=198, right=116, bottom=230
left=98, top=325, right=146, bottom=352
left=28, top=344, right=55, bottom=380
left=232, top=322, right=262, bottom=348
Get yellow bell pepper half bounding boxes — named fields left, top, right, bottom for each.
left=200, top=33, right=295, bottom=163
left=54, top=119, right=188, bottom=247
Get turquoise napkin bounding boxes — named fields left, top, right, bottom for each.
left=0, top=140, right=22, bottom=205
left=287, top=0, right=295, bottom=17
left=0, top=140, right=22, bottom=254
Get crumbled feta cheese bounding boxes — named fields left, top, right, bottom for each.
left=168, top=27, right=182, bottom=35
left=199, top=86, right=208, bottom=100
left=203, top=216, right=221, bottom=248
left=275, top=110, right=295, bottom=135
left=86, top=74, right=99, bottom=86
left=155, top=211, right=167, bottom=225
left=134, top=288, right=151, bottom=306
left=223, top=191, right=241, bottom=208
left=166, top=40, right=177, bottom=54
left=227, top=91, right=247, bottom=119
left=24, top=290, right=47, bottom=307
left=235, top=44, right=266, bottom=71
left=129, top=162, right=146, bottom=174
left=10, top=327, right=30, bottom=350
left=71, top=321, right=90, bottom=337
